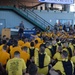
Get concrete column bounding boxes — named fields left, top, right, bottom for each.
left=45, top=3, right=50, bottom=10
left=62, top=4, right=70, bottom=12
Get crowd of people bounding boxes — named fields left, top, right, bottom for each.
left=0, top=24, right=75, bottom=75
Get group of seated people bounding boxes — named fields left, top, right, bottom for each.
left=0, top=28, right=75, bottom=75
left=54, top=24, right=75, bottom=33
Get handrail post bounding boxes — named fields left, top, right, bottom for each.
left=27, top=9, right=28, bottom=17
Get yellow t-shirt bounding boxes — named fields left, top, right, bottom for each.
left=34, top=43, right=42, bottom=49
left=71, top=56, right=75, bottom=65
left=0, top=44, right=4, bottom=51
left=69, top=43, right=74, bottom=54
left=10, top=46, right=13, bottom=51
left=6, top=58, right=26, bottom=75
left=22, top=42, right=30, bottom=48
left=53, top=52, right=62, bottom=61
left=35, top=38, right=42, bottom=43
left=53, top=59, right=74, bottom=75
left=35, top=52, right=51, bottom=75
left=63, top=47, right=72, bottom=58
left=10, top=46, right=22, bottom=58
left=18, top=40, right=24, bottom=46
left=45, top=48, right=52, bottom=57
left=63, top=48, right=69, bottom=57
left=28, top=47, right=39, bottom=57
left=0, top=51, right=10, bottom=65
left=20, top=51, right=30, bottom=63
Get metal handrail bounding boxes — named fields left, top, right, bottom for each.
left=19, top=6, right=54, bottom=30
left=23, top=9, right=54, bottom=29
left=25, top=9, right=54, bottom=27
left=24, top=10, right=45, bottom=27
left=24, top=9, right=47, bottom=26
left=27, top=9, right=53, bottom=27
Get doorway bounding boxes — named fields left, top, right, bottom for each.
left=0, top=19, right=6, bottom=34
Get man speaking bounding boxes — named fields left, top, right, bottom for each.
left=18, top=21, right=25, bottom=38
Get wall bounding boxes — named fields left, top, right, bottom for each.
left=0, top=10, right=34, bottom=35
left=0, top=10, right=34, bottom=28
left=34, top=10, right=74, bottom=26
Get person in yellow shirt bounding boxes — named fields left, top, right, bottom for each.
left=20, top=46, right=30, bottom=63
left=52, top=45, right=62, bottom=66
left=0, top=44, right=4, bottom=51
left=35, top=37, right=42, bottom=43
left=6, top=51, right=26, bottom=75
left=71, top=50, right=75, bottom=75
left=45, top=42, right=52, bottom=57
left=63, top=42, right=72, bottom=58
left=22, top=38, right=30, bottom=48
left=50, top=40, right=58, bottom=57
left=0, top=45, right=10, bottom=68
left=69, top=42, right=74, bottom=55
left=56, top=38, right=62, bottom=48
left=34, top=40, right=42, bottom=49
left=0, top=40, right=7, bottom=51
left=50, top=51, right=74, bottom=75
left=71, top=37, right=75, bottom=52
left=18, top=38, right=24, bottom=47
left=10, top=40, right=22, bottom=58
left=71, top=50, right=75, bottom=63
left=34, top=44, right=51, bottom=75
left=28, top=42, right=39, bottom=61
left=53, top=45, right=62, bottom=60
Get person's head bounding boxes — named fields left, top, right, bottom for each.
left=56, top=38, right=59, bottom=42
left=35, top=40, right=38, bottom=44
left=14, top=51, right=20, bottom=58
left=63, top=42, right=68, bottom=47
left=61, top=51, right=68, bottom=59
left=2, top=40, right=7, bottom=44
left=24, top=38, right=28, bottom=43
left=52, top=40, right=56, bottom=45
left=2, top=45, right=7, bottom=51
left=30, top=42, right=34, bottom=47
left=28, top=63, right=38, bottom=75
left=13, top=40, right=18, bottom=47
left=39, top=44, right=45, bottom=54
left=57, top=46, right=62, bottom=52
left=45, top=42, right=50, bottom=48
left=2, top=35, right=6, bottom=40
left=6, top=38, right=9, bottom=42
left=22, top=46, right=28, bottom=52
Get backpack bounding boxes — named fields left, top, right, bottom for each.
left=62, top=60, right=72, bottom=75
left=67, top=47, right=72, bottom=57
left=48, top=45, right=57, bottom=57
left=74, top=67, right=75, bottom=75
left=38, top=53, right=45, bottom=68
left=29, top=48, right=35, bottom=59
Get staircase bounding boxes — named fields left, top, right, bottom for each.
left=20, top=8, right=54, bottom=31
